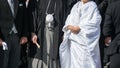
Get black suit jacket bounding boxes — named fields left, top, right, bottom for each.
left=0, top=0, right=28, bottom=40
left=103, top=1, right=120, bottom=55
left=15, top=0, right=28, bottom=37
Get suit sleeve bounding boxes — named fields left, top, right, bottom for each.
left=27, top=0, right=37, bottom=33
left=103, top=4, right=114, bottom=37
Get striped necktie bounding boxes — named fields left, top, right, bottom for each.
left=8, top=0, right=14, bottom=16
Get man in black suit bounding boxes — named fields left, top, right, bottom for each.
left=97, top=0, right=119, bottom=67
left=103, top=1, right=120, bottom=68
left=0, top=0, right=28, bottom=68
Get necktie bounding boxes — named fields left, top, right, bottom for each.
left=9, top=0, right=14, bottom=16
left=8, top=0, right=18, bottom=34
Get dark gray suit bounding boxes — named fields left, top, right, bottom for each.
left=0, top=0, right=26, bottom=68
left=0, top=0, right=18, bottom=37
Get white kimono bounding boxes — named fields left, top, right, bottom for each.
left=59, top=1, right=101, bottom=68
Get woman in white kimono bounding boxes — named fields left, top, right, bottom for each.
left=59, top=0, right=102, bottom=68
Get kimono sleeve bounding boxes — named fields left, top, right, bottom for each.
left=78, top=5, right=101, bottom=39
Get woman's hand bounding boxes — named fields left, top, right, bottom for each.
left=67, top=25, right=81, bottom=34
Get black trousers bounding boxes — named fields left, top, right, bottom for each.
left=110, top=53, right=120, bottom=68
left=19, top=44, right=28, bottom=68
left=3, top=34, right=21, bottom=68
left=0, top=46, right=4, bottom=68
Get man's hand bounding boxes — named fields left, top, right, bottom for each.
left=67, top=25, right=81, bottom=34
left=20, top=37, right=28, bottom=45
left=31, top=33, right=37, bottom=44
left=31, top=33, right=40, bottom=48
left=105, top=37, right=111, bottom=46
left=0, top=38, right=3, bottom=46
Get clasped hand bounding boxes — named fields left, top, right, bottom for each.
left=67, top=25, right=81, bottom=34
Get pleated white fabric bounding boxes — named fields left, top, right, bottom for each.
left=59, top=1, right=102, bottom=68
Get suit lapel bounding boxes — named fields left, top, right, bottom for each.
left=3, top=0, right=14, bottom=17
left=4, top=0, right=13, bottom=15
left=5, top=0, right=19, bottom=18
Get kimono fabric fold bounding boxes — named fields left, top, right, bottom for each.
left=59, top=1, right=102, bottom=68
